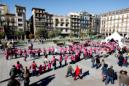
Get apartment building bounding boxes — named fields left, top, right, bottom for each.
left=15, top=5, right=26, bottom=32
left=92, top=15, right=100, bottom=34
left=0, top=4, right=8, bottom=15
left=80, top=12, right=93, bottom=32
left=68, top=12, right=93, bottom=36
left=0, top=4, right=8, bottom=32
left=4, top=13, right=17, bottom=39
left=69, top=12, right=80, bottom=36
left=100, top=8, right=129, bottom=37
left=53, top=15, right=71, bottom=34
left=31, top=8, right=53, bottom=36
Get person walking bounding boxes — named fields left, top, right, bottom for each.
left=95, top=57, right=101, bottom=69
left=59, top=55, right=63, bottom=67
left=74, top=65, right=82, bottom=80
left=30, top=61, right=37, bottom=76
left=23, top=66, right=30, bottom=86
left=9, top=65, right=17, bottom=78
left=65, top=63, right=74, bottom=77
left=91, top=57, right=95, bottom=68
left=64, top=54, right=68, bottom=65
left=101, top=64, right=108, bottom=81
left=52, top=56, right=56, bottom=70
left=23, top=49, right=27, bottom=61
left=16, top=61, right=23, bottom=80
left=105, top=66, right=115, bottom=85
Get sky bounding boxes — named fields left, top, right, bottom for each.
left=1, top=0, right=129, bottom=19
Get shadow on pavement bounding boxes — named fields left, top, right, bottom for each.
left=0, top=78, right=10, bottom=83
left=81, top=70, right=89, bottom=79
left=30, top=74, right=55, bottom=86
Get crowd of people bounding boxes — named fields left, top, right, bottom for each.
left=6, top=40, right=129, bottom=86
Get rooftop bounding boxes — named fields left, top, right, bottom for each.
left=0, top=4, right=7, bottom=6
left=15, top=5, right=26, bottom=9
left=102, top=8, right=129, bottom=16
left=32, top=8, right=45, bottom=11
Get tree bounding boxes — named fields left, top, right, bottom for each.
left=14, top=30, right=24, bottom=39
left=0, top=32, right=5, bottom=39
left=29, top=33, right=34, bottom=39
left=48, top=29, right=61, bottom=38
left=35, top=29, right=48, bottom=39
left=48, top=31, right=54, bottom=38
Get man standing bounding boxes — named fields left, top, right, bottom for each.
left=105, top=66, right=115, bottom=85
left=66, top=63, right=74, bottom=77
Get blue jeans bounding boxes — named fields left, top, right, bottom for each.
left=92, top=62, right=95, bottom=68
left=105, top=76, right=114, bottom=85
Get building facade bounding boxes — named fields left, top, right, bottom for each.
left=69, top=12, right=80, bottom=36
left=68, top=12, right=93, bottom=36
left=31, top=8, right=53, bottom=36
left=15, top=5, right=26, bottom=32
left=0, top=4, right=8, bottom=32
left=92, top=15, right=100, bottom=34
left=53, top=15, right=71, bottom=34
left=4, top=13, right=17, bottom=39
left=0, top=4, right=8, bottom=15
left=100, top=8, right=129, bottom=37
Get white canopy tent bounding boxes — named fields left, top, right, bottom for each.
left=104, top=32, right=125, bottom=48
left=125, top=34, right=129, bottom=39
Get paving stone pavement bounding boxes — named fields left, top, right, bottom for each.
left=0, top=42, right=129, bottom=86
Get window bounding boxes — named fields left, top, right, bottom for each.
left=55, top=24, right=58, bottom=26
left=61, top=18, right=63, bottom=21
left=18, top=13, right=22, bottom=16
left=61, top=23, right=63, bottom=26
left=66, top=24, right=68, bottom=27
left=18, top=19, right=22, bottom=22
left=18, top=24, right=23, bottom=26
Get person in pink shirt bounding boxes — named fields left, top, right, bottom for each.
left=51, top=47, right=54, bottom=54
left=48, top=47, right=51, bottom=55
left=28, top=49, right=32, bottom=58
left=30, top=61, right=37, bottom=76
left=52, top=56, right=56, bottom=70
left=19, top=49, right=23, bottom=57
left=37, top=48, right=42, bottom=57
left=83, top=49, right=87, bottom=59
left=4, top=49, right=9, bottom=60
left=43, top=48, right=47, bottom=56
left=48, top=61, right=52, bottom=71
left=38, top=64, right=43, bottom=75
left=64, top=47, right=67, bottom=54
left=71, top=55, right=75, bottom=64
left=65, top=55, right=68, bottom=65
left=59, top=55, right=63, bottom=67
left=23, top=49, right=27, bottom=61
left=14, top=48, right=18, bottom=59
left=16, top=61, right=23, bottom=79
left=43, top=62, right=47, bottom=72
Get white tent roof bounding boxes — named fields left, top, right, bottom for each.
left=105, top=32, right=124, bottom=42
left=104, top=32, right=125, bottom=48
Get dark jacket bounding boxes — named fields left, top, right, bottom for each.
left=7, top=78, right=20, bottom=86
left=107, top=68, right=114, bottom=77
left=9, top=67, right=17, bottom=77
